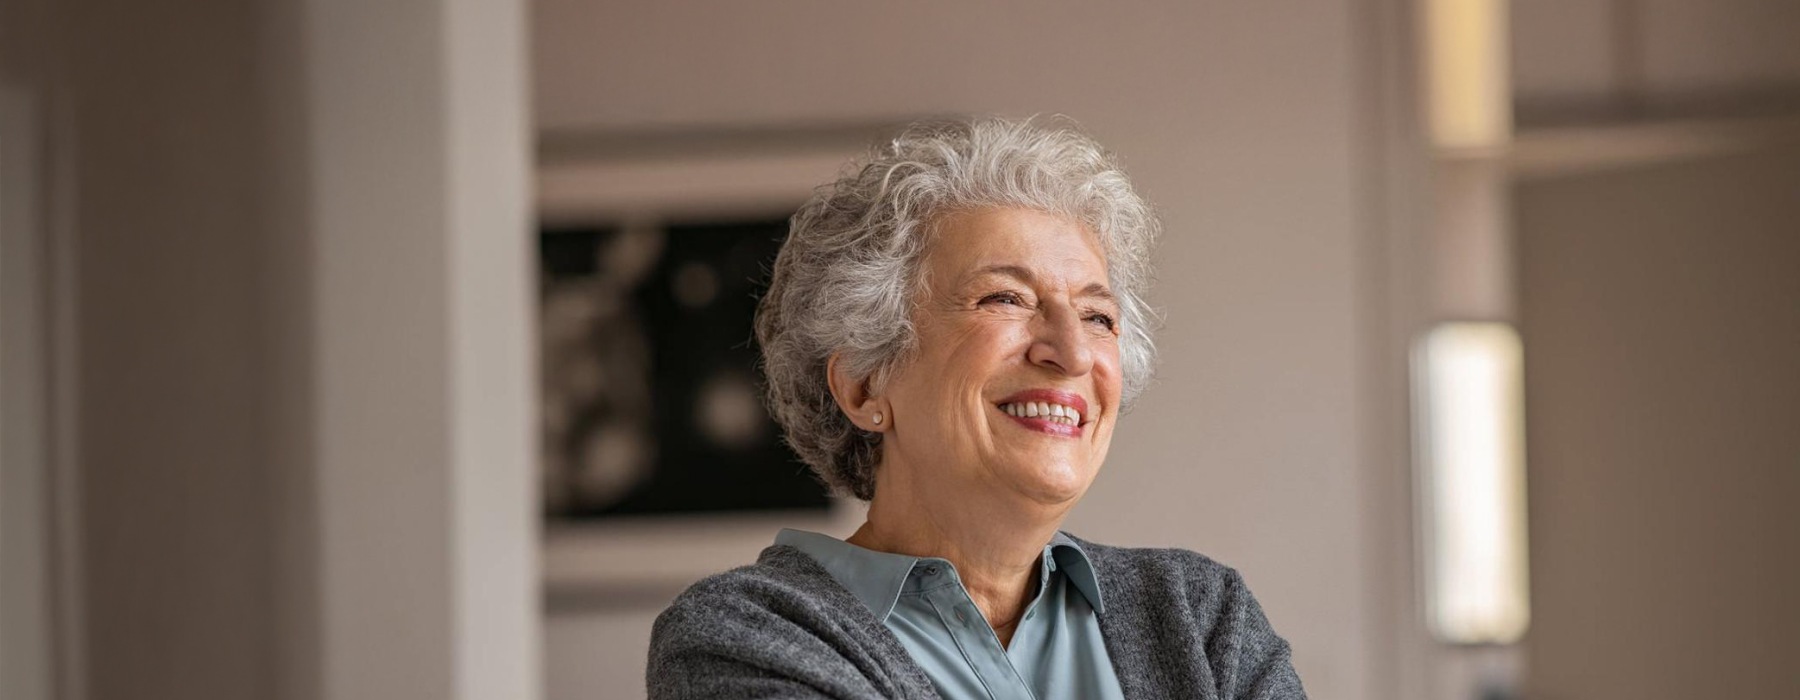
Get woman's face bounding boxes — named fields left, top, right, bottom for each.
left=878, top=207, right=1124, bottom=509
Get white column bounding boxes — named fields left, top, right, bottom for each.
left=0, top=84, right=52, bottom=700
left=280, top=0, right=537, bottom=698
left=445, top=0, right=538, bottom=697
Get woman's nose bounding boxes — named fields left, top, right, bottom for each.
left=1026, top=303, right=1095, bottom=376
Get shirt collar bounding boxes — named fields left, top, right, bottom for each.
left=773, top=528, right=1107, bottom=621
left=774, top=528, right=918, bottom=621
left=1047, top=530, right=1107, bottom=614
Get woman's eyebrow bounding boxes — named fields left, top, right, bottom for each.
left=1081, top=283, right=1116, bottom=302
left=967, top=264, right=1115, bottom=302
left=967, top=264, right=1034, bottom=284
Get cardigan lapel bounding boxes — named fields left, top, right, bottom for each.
left=1069, top=533, right=1219, bottom=700
left=761, top=545, right=945, bottom=699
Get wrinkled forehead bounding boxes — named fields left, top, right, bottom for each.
left=921, top=207, right=1111, bottom=292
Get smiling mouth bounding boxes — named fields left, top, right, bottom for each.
left=993, top=402, right=1086, bottom=437
left=993, top=388, right=1092, bottom=425
left=992, top=388, right=1094, bottom=437
left=996, top=400, right=1082, bottom=426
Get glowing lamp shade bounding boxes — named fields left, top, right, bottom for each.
left=1414, top=322, right=1530, bottom=644
left=1423, top=0, right=1511, bottom=151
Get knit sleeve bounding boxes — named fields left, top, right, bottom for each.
left=647, top=645, right=838, bottom=699
left=646, top=594, right=843, bottom=699
left=645, top=568, right=911, bottom=700
left=1210, top=567, right=1308, bottom=700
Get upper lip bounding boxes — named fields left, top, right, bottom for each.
left=994, top=389, right=1092, bottom=423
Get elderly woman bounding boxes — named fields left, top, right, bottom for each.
left=648, top=117, right=1306, bottom=699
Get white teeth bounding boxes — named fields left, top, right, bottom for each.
left=998, top=401, right=1083, bottom=426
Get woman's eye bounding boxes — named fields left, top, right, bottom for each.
left=981, top=292, right=1024, bottom=306
left=1086, top=313, right=1118, bottom=330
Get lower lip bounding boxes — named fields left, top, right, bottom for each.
left=997, top=406, right=1084, bottom=438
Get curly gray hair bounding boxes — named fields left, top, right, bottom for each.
left=754, top=115, right=1160, bottom=501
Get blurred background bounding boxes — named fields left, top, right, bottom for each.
left=2, top=1, right=1797, bottom=699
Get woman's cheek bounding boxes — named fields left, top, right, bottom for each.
left=1099, top=347, right=1124, bottom=389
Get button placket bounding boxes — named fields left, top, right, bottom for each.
left=924, top=581, right=1036, bottom=700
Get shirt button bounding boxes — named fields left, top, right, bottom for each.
left=954, top=608, right=967, bottom=623
left=923, top=565, right=940, bottom=576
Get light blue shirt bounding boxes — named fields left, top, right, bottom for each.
left=773, top=528, right=1126, bottom=700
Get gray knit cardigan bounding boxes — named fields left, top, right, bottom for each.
left=647, top=532, right=1308, bottom=699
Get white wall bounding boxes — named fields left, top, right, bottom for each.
left=1506, top=8, right=1800, bottom=695
left=62, top=3, right=278, bottom=695
left=1513, top=0, right=1800, bottom=117
left=1516, top=144, right=1800, bottom=700
left=534, top=3, right=1394, bottom=698
left=46, top=0, right=539, bottom=698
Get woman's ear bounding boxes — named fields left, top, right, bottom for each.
left=826, top=353, right=886, bottom=432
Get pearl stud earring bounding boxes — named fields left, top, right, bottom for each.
left=873, top=412, right=884, bottom=425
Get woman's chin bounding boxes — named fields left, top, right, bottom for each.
left=1001, top=463, right=1092, bottom=506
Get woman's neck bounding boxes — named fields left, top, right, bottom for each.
left=847, top=474, right=1068, bottom=646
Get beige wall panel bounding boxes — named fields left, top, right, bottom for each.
left=1517, top=146, right=1800, bottom=700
